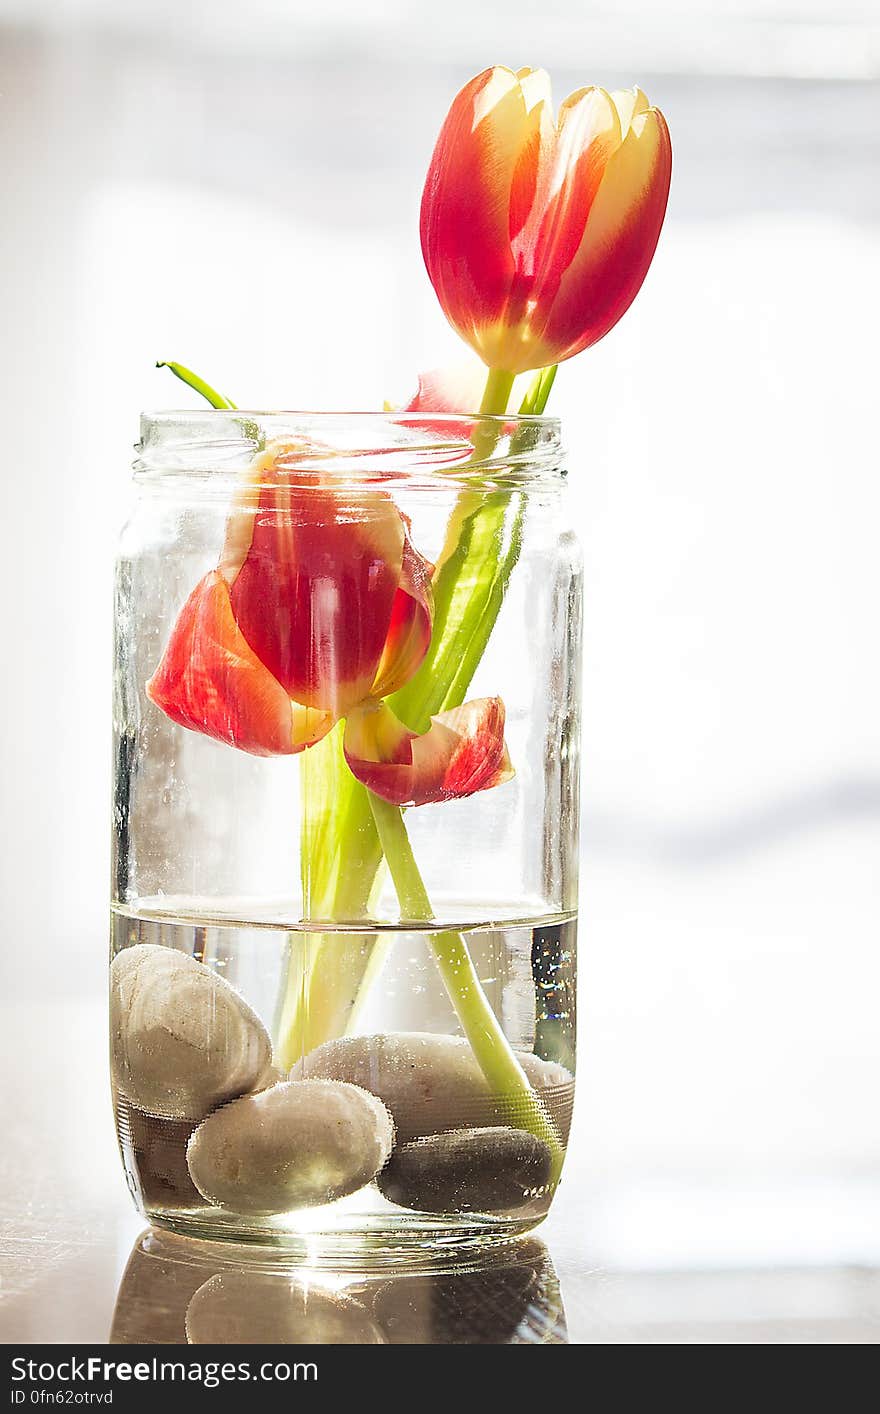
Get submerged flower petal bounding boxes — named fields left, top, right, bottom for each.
left=343, top=696, right=514, bottom=807
left=146, top=571, right=335, bottom=756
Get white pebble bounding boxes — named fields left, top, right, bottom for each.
left=110, top=944, right=272, bottom=1121
left=295, top=1032, right=572, bottom=1143
left=186, top=1079, right=395, bottom=1215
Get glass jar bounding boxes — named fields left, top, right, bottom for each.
left=112, top=410, right=581, bottom=1258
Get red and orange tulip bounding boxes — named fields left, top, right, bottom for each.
left=421, top=66, right=672, bottom=374
left=147, top=442, right=513, bottom=808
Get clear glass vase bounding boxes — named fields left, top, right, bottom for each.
left=112, top=410, right=581, bottom=1259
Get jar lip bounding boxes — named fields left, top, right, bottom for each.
left=139, top=408, right=561, bottom=427
left=134, top=409, right=565, bottom=492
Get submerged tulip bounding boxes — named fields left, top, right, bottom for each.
left=421, top=66, right=672, bottom=374
left=147, top=442, right=513, bottom=808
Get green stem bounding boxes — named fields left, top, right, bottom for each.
left=391, top=483, right=521, bottom=730
left=431, top=367, right=516, bottom=574
left=367, top=791, right=564, bottom=1178
left=520, top=363, right=557, bottom=416
left=274, top=726, right=385, bottom=1070
left=155, top=361, right=237, bottom=410
left=276, top=363, right=556, bottom=1062
left=367, top=793, right=433, bottom=921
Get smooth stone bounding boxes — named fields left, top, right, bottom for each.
left=110, top=944, right=272, bottom=1121
left=377, top=1126, right=553, bottom=1214
left=252, top=1064, right=286, bottom=1092
left=295, top=1032, right=573, bottom=1143
left=186, top=1079, right=395, bottom=1215
left=186, top=1272, right=386, bottom=1345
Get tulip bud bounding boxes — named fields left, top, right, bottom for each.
left=421, top=66, right=671, bottom=374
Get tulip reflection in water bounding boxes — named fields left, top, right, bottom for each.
left=110, top=1231, right=567, bottom=1345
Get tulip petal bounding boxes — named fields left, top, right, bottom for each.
left=146, top=571, right=334, bottom=756
left=529, top=88, right=622, bottom=285
left=611, top=86, right=650, bottom=136
left=397, top=362, right=497, bottom=448
left=534, top=105, right=672, bottom=361
left=223, top=444, right=409, bottom=716
left=421, top=67, right=528, bottom=351
left=398, top=362, right=541, bottom=468
left=344, top=697, right=514, bottom=808
left=508, top=69, right=555, bottom=249
left=370, top=528, right=434, bottom=699
left=403, top=361, right=494, bottom=416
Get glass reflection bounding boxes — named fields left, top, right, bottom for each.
left=111, top=1230, right=568, bottom=1345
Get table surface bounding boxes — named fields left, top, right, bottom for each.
left=2, top=999, right=878, bottom=1345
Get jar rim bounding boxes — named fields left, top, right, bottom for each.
left=134, top=409, right=565, bottom=492
left=140, top=408, right=561, bottom=422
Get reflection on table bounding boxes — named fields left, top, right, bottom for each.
left=110, top=1229, right=568, bottom=1345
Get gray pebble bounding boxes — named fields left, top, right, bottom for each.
left=378, top=1126, right=553, bottom=1214
left=295, top=1032, right=573, bottom=1143
left=111, top=944, right=272, bottom=1121
left=186, top=1079, right=395, bottom=1215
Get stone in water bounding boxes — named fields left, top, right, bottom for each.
left=296, top=1031, right=572, bottom=1143
left=377, top=1125, right=553, bottom=1214
left=186, top=1079, right=395, bottom=1215
left=110, top=943, right=273, bottom=1121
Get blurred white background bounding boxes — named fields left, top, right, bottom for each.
left=1, top=0, right=879, bottom=1287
